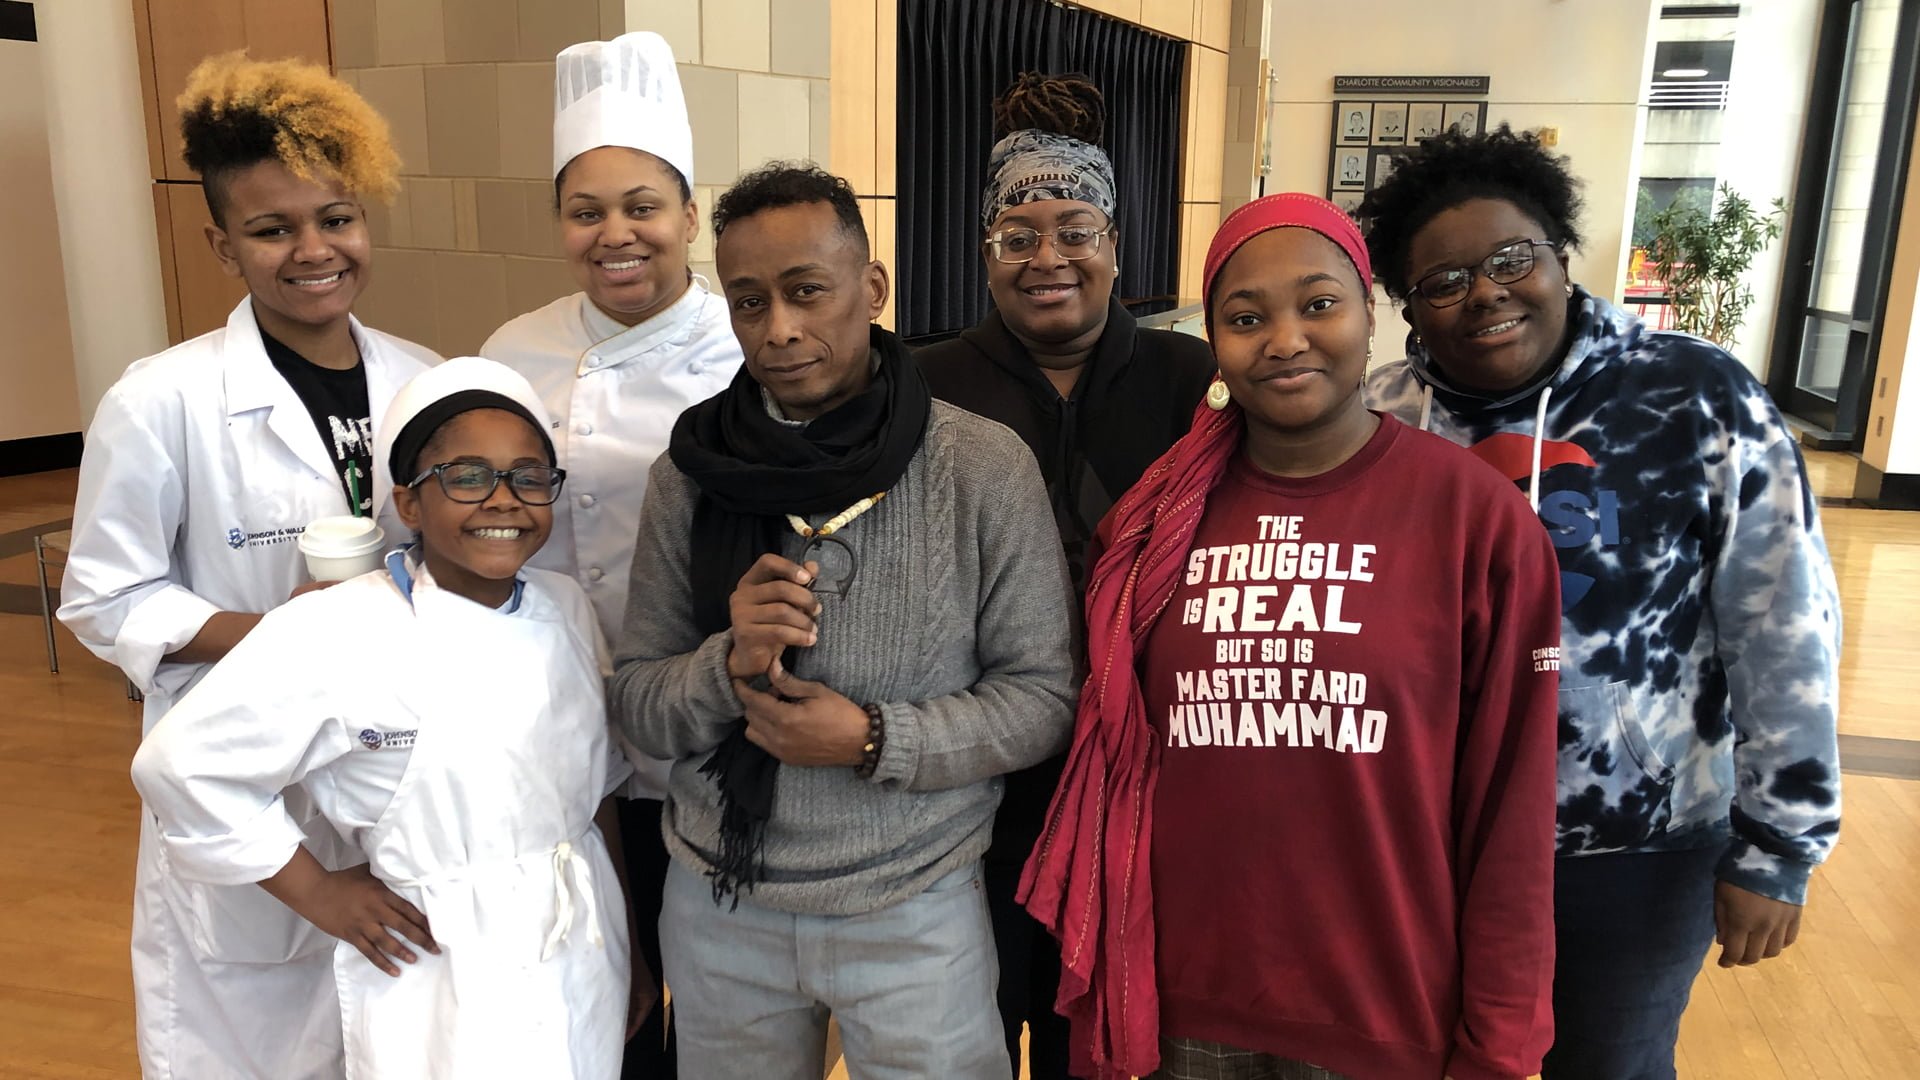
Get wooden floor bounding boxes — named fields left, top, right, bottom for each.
left=3, top=455, right=1916, bottom=1079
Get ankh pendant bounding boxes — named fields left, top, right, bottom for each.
left=800, top=535, right=858, bottom=597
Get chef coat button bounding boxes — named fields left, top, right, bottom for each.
left=689, top=362, right=704, bottom=374
left=586, top=356, right=602, bottom=369
left=575, top=422, right=593, bottom=436
left=579, top=493, right=596, bottom=508
left=588, top=567, right=604, bottom=581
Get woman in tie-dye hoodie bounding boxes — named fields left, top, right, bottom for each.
left=1360, top=126, right=1841, bottom=1080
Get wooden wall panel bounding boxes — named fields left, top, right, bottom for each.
left=163, top=182, right=249, bottom=340
left=135, top=0, right=333, bottom=342
left=872, top=0, right=896, bottom=198
left=829, top=0, right=878, bottom=197
left=146, top=0, right=331, bottom=181
left=1181, top=44, right=1227, bottom=206
left=130, top=0, right=166, bottom=181
left=147, top=0, right=246, bottom=180
left=150, top=185, right=184, bottom=343
left=242, top=0, right=331, bottom=71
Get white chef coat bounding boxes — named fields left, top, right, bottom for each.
left=132, top=558, right=630, bottom=1078
left=483, top=281, right=742, bottom=798
left=59, top=296, right=436, bottom=1080
left=60, top=298, right=437, bottom=717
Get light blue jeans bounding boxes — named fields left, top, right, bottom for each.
left=660, top=858, right=1009, bottom=1080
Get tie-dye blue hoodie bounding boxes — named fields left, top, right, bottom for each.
left=1366, top=288, right=1841, bottom=904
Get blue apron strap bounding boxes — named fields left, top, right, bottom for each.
left=386, top=545, right=527, bottom=612
left=385, top=548, right=417, bottom=606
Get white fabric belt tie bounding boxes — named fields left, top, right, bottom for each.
left=541, top=839, right=604, bottom=961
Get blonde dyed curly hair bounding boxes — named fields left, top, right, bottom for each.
left=178, top=51, right=401, bottom=221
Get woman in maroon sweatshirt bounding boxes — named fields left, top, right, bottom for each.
left=1022, top=194, right=1563, bottom=1080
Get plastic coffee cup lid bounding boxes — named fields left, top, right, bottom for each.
left=298, top=516, right=387, bottom=558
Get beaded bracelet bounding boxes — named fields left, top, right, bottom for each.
left=855, top=703, right=886, bottom=778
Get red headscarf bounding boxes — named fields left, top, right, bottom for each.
left=1019, top=193, right=1373, bottom=1079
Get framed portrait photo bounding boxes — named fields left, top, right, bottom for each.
left=1331, top=148, right=1369, bottom=190
left=1443, top=101, right=1485, bottom=137
left=1331, top=191, right=1365, bottom=220
left=1336, top=102, right=1373, bottom=145
left=1371, top=102, right=1408, bottom=145
left=1409, top=102, right=1445, bottom=141
left=1369, top=147, right=1406, bottom=190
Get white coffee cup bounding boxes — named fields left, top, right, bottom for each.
left=298, top=516, right=387, bottom=582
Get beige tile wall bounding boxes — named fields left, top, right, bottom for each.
left=337, top=0, right=1229, bottom=348
left=335, top=0, right=830, bottom=354
left=626, top=0, right=833, bottom=289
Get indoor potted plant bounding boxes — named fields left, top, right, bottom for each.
left=1648, top=182, right=1787, bottom=349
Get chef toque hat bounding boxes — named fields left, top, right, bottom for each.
left=552, top=31, right=695, bottom=186
left=379, top=358, right=559, bottom=484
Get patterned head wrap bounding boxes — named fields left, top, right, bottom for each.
left=980, top=129, right=1117, bottom=231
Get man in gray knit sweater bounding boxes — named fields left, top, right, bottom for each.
left=610, top=163, right=1076, bottom=1079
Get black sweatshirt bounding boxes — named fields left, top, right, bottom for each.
left=919, top=298, right=1214, bottom=857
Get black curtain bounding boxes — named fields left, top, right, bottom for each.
left=896, top=0, right=1186, bottom=340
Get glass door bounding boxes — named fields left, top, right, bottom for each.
left=1769, top=0, right=1920, bottom=440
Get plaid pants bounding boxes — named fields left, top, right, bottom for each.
left=1147, top=1038, right=1349, bottom=1080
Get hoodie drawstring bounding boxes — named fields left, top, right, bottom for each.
left=1528, top=385, right=1554, bottom=511
left=1416, top=381, right=1554, bottom=510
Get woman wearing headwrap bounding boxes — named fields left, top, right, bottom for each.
left=918, top=71, right=1212, bottom=1079
left=133, top=358, right=644, bottom=1078
left=482, top=32, right=744, bottom=1074
left=57, top=52, right=437, bottom=1078
left=1021, top=194, right=1563, bottom=1080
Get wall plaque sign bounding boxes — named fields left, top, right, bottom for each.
left=1333, top=75, right=1491, bottom=94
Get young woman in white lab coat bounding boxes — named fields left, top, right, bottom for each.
left=57, top=54, right=436, bottom=1079
left=131, top=358, right=643, bottom=1079
left=480, top=34, right=741, bottom=1072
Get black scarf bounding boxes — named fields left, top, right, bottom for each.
left=666, top=324, right=931, bottom=904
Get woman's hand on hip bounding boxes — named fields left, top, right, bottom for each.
left=260, top=849, right=439, bottom=977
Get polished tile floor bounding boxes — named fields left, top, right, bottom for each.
left=1, top=455, right=1915, bottom=1078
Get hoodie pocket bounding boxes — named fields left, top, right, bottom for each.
left=1555, top=681, right=1676, bottom=852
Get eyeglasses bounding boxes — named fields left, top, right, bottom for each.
left=1410, top=239, right=1559, bottom=308
left=986, top=224, right=1114, bottom=264
left=406, top=462, right=567, bottom=505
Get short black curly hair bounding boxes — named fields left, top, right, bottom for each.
left=711, top=161, right=869, bottom=252
left=1358, top=124, right=1585, bottom=299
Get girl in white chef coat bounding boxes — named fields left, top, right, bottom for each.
left=58, top=52, right=437, bottom=1079
left=482, top=33, right=743, bottom=1072
left=132, top=357, right=644, bottom=1079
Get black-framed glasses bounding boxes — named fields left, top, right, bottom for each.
left=1410, top=239, right=1559, bottom=308
left=406, top=462, right=567, bottom=505
left=986, top=224, right=1114, bottom=264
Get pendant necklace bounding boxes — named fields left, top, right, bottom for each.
left=787, top=492, right=886, bottom=597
